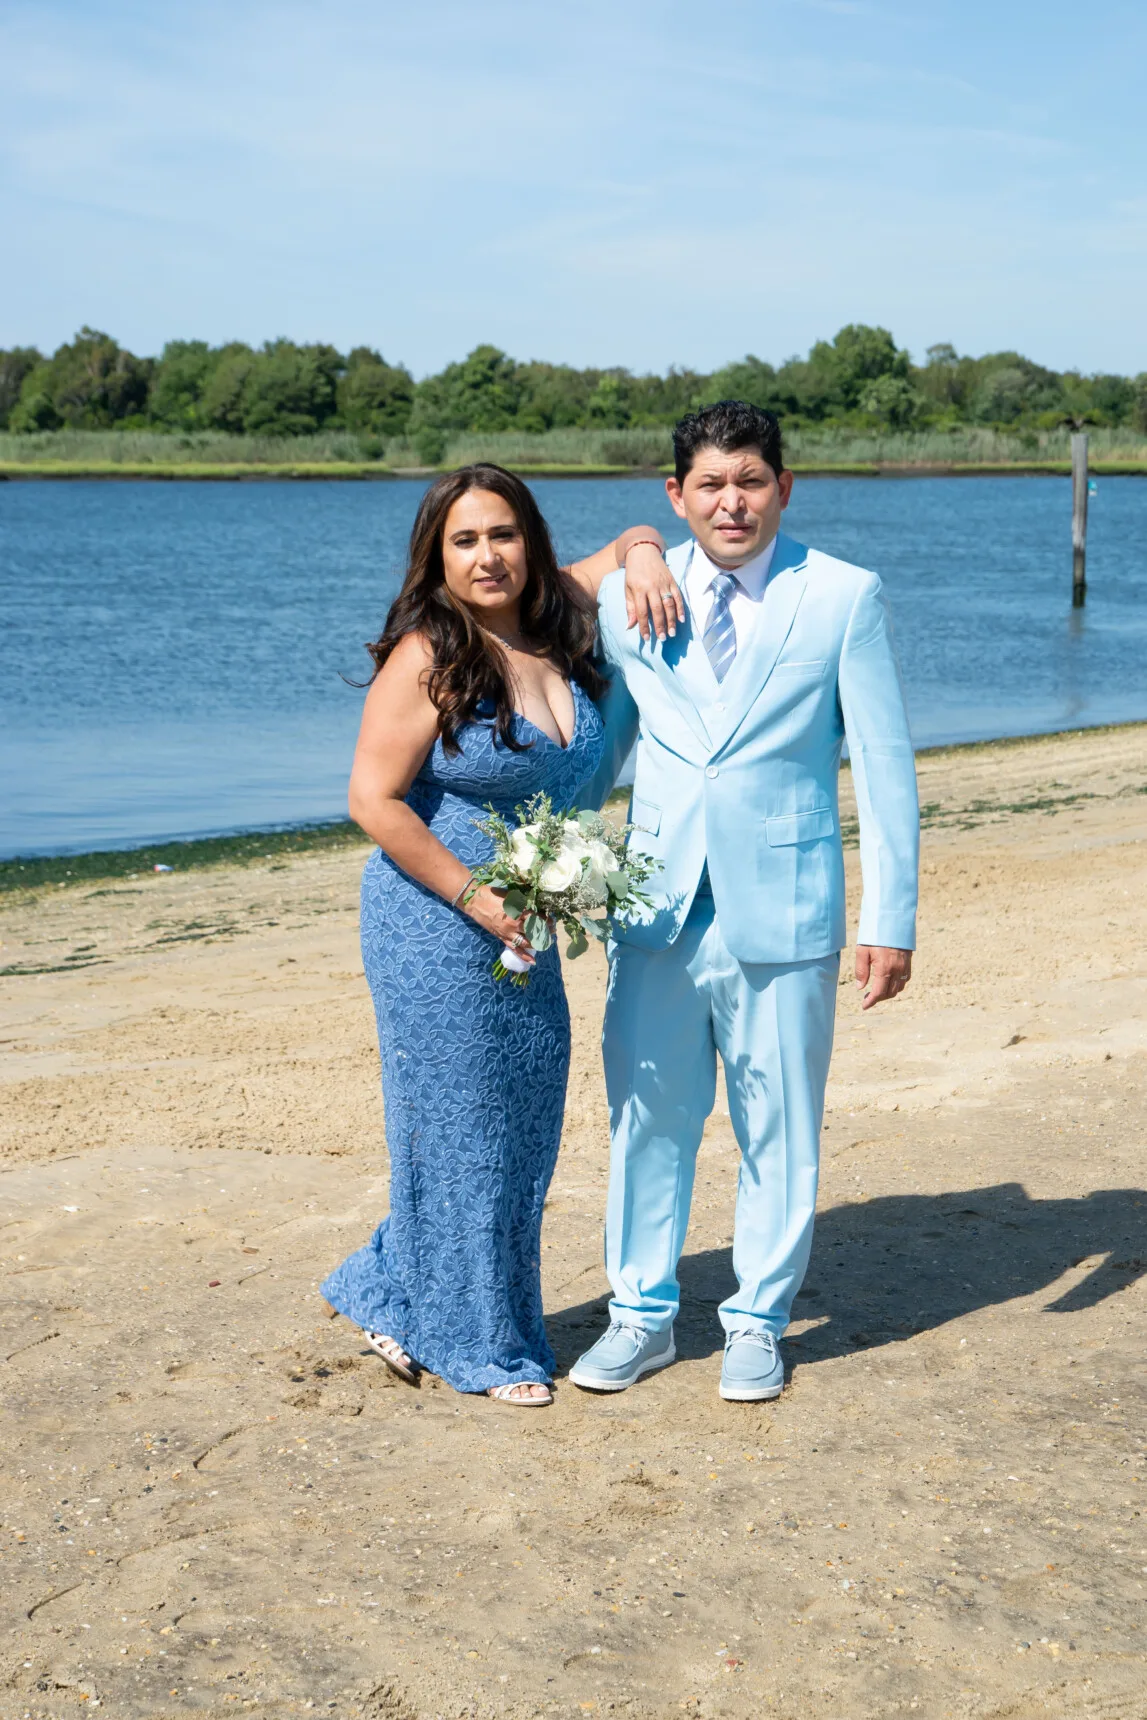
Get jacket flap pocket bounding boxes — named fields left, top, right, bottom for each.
left=765, top=807, right=835, bottom=846
left=630, top=796, right=662, bottom=836
left=772, top=658, right=827, bottom=675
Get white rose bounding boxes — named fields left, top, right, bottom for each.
left=538, top=848, right=582, bottom=892
left=572, top=842, right=612, bottom=907
left=560, top=821, right=591, bottom=860
left=510, top=826, right=539, bottom=870
left=586, top=839, right=618, bottom=878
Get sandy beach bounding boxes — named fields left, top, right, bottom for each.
left=2, top=723, right=1146, bottom=1720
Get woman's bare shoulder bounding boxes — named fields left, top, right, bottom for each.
left=374, top=629, right=436, bottom=687
left=386, top=629, right=436, bottom=669
left=363, top=632, right=438, bottom=725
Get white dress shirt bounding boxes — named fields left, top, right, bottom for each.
left=676, top=534, right=778, bottom=712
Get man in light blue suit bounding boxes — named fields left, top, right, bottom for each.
left=570, top=401, right=919, bottom=1401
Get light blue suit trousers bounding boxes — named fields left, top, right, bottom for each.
left=603, top=892, right=839, bottom=1335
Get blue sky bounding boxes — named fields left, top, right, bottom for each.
left=2, top=0, right=1145, bottom=376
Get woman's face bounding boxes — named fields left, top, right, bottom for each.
left=441, top=489, right=529, bottom=622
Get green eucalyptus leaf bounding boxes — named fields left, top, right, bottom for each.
left=565, top=927, right=589, bottom=959
left=579, top=914, right=609, bottom=943
left=606, top=870, right=630, bottom=898
left=502, top=888, right=528, bottom=917
left=524, top=913, right=552, bottom=952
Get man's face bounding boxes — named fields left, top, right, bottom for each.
left=666, top=444, right=793, bottom=568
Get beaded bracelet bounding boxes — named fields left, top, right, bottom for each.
left=622, top=538, right=666, bottom=562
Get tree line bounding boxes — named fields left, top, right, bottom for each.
left=2, top=324, right=1145, bottom=463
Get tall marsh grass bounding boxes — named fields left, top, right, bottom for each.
left=3, top=424, right=1147, bottom=469
left=0, top=429, right=370, bottom=465
left=424, top=423, right=1147, bottom=468
left=427, top=426, right=673, bottom=468
left=783, top=424, right=1147, bottom=465
left=0, top=426, right=677, bottom=468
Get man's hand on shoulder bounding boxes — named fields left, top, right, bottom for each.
left=855, top=945, right=912, bottom=1010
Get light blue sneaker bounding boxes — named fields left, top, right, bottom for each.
left=568, top=1321, right=676, bottom=1392
left=719, top=1329, right=785, bottom=1401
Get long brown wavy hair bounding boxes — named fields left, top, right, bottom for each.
left=366, top=464, right=605, bottom=754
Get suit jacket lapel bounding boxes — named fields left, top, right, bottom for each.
left=640, top=542, right=712, bottom=753
left=711, top=533, right=809, bottom=752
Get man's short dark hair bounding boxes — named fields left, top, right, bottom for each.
left=672, top=400, right=784, bottom=483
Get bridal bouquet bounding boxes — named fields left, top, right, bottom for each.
left=468, top=793, right=660, bottom=986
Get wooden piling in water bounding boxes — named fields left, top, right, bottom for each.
left=1071, top=432, right=1089, bottom=606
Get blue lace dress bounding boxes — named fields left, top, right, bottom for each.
left=321, top=681, right=605, bottom=1393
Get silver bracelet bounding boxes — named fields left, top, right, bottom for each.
left=450, top=872, right=474, bottom=910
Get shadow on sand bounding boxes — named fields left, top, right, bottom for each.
left=548, top=1182, right=1147, bottom=1374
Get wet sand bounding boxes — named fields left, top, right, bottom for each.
left=2, top=724, right=1146, bottom=1720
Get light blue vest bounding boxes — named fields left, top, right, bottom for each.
left=578, top=532, right=919, bottom=964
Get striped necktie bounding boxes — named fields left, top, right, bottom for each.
left=702, top=570, right=739, bottom=682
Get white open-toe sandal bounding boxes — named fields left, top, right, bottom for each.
left=363, top=1330, right=420, bottom=1385
left=488, top=1382, right=553, bottom=1407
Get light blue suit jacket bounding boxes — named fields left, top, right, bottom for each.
left=577, top=532, right=920, bottom=964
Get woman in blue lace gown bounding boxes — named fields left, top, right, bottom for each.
left=320, top=465, right=672, bottom=1404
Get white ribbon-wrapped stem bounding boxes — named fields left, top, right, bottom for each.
left=499, top=946, right=533, bottom=976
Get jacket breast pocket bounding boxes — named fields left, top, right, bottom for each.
left=765, top=807, right=835, bottom=846
left=630, top=795, right=662, bottom=836
left=772, top=659, right=828, bottom=678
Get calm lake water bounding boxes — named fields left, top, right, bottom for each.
left=2, top=476, right=1146, bottom=857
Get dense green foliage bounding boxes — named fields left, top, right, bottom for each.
left=3, top=324, right=1146, bottom=445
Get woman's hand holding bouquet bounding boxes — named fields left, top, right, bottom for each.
left=460, top=880, right=540, bottom=964
left=467, top=793, right=660, bottom=985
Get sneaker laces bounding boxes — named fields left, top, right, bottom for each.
left=725, top=1328, right=778, bottom=1354
left=606, top=1320, right=656, bottom=1349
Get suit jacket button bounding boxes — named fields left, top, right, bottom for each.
left=705, top=765, right=719, bottom=779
